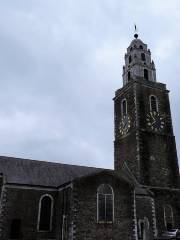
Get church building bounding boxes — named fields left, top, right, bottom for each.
left=0, top=34, right=179, bottom=240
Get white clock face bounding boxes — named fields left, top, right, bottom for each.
left=146, top=111, right=165, bottom=132
left=119, top=115, right=131, bottom=136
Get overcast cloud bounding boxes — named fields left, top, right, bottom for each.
left=0, top=0, right=180, bottom=169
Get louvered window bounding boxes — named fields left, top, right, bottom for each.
left=150, top=96, right=158, bottom=112
left=121, top=99, right=127, bottom=116
left=128, top=71, right=131, bottom=81
left=144, top=69, right=149, bottom=80
left=141, top=53, right=146, bottom=61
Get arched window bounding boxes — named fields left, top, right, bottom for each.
left=150, top=95, right=158, bottom=112
left=38, top=194, right=53, bottom=231
left=139, top=45, right=143, bottom=49
left=130, top=47, right=133, bottom=51
left=128, top=71, right=131, bottom=81
left=144, top=69, right=149, bottom=80
left=129, top=55, right=132, bottom=63
left=141, top=53, right=146, bottom=61
left=97, top=184, right=114, bottom=222
left=121, top=99, right=127, bottom=116
left=9, top=219, right=21, bottom=239
left=164, top=205, right=174, bottom=230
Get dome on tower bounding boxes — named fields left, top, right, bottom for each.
left=128, top=35, right=147, bottom=52
left=130, top=38, right=144, bottom=46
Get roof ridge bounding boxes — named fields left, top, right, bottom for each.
left=0, top=155, right=108, bottom=170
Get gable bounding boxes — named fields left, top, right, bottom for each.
left=73, top=169, right=135, bottom=189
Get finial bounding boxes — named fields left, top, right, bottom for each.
left=134, top=33, right=138, bottom=39
left=134, top=24, right=138, bottom=39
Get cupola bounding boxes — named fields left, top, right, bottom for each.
left=122, top=34, right=156, bottom=86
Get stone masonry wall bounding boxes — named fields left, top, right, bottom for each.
left=152, top=189, right=180, bottom=235
left=72, top=172, right=134, bottom=240
left=1, top=185, right=58, bottom=240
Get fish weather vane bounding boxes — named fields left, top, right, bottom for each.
left=134, top=24, right=138, bottom=38
left=134, top=24, right=137, bottom=32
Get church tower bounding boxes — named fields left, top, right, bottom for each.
left=114, top=34, right=179, bottom=188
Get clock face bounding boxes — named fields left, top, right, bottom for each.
left=119, top=115, right=131, bottom=136
left=146, top=111, right=165, bottom=132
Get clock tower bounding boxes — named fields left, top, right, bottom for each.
left=114, top=34, right=179, bottom=188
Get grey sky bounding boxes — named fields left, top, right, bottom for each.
left=0, top=0, right=180, bottom=169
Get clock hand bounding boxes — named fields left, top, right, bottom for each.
left=152, top=119, right=156, bottom=125
left=124, top=120, right=127, bottom=127
left=152, top=115, right=156, bottom=121
left=124, top=118, right=129, bottom=128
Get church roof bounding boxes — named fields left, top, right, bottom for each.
left=0, top=156, right=153, bottom=195
left=0, top=156, right=104, bottom=187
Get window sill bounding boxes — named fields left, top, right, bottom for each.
left=97, top=221, right=113, bottom=224
left=37, top=230, right=52, bottom=233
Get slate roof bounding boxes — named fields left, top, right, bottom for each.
left=0, top=156, right=150, bottom=195
left=0, top=156, right=104, bottom=187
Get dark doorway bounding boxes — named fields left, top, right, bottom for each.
left=167, top=222, right=172, bottom=231
left=140, top=222, right=144, bottom=239
left=10, top=219, right=21, bottom=239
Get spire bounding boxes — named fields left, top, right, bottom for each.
left=122, top=33, right=156, bottom=86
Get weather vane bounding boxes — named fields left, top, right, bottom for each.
left=134, top=24, right=138, bottom=38
left=134, top=24, right=138, bottom=33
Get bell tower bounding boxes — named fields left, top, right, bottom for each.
left=114, top=34, right=179, bottom=188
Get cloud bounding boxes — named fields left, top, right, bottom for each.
left=0, top=0, right=179, bottom=170
left=154, top=38, right=177, bottom=60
